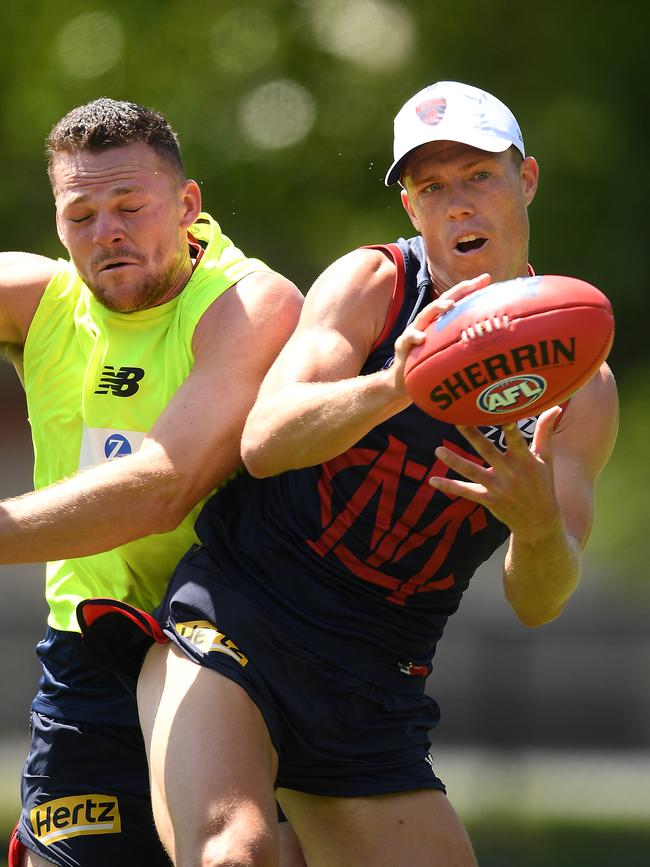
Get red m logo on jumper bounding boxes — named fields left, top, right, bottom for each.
left=307, top=435, right=488, bottom=606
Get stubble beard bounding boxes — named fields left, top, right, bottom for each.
left=86, top=248, right=188, bottom=313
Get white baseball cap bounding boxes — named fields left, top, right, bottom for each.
left=385, top=80, right=525, bottom=186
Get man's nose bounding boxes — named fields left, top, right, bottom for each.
left=447, top=186, right=474, bottom=220
left=93, top=212, right=125, bottom=246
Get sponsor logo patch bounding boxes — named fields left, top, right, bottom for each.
left=477, top=374, right=547, bottom=414
left=95, top=365, right=145, bottom=397
left=415, top=97, right=446, bottom=126
left=78, top=428, right=146, bottom=471
left=175, top=620, right=248, bottom=666
left=103, top=433, right=133, bottom=459
left=31, top=795, right=121, bottom=846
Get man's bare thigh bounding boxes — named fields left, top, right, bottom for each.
left=278, top=787, right=477, bottom=867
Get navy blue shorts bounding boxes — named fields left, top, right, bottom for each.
left=14, top=711, right=169, bottom=867
left=81, top=545, right=446, bottom=798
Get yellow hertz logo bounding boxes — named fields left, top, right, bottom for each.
left=31, top=795, right=121, bottom=846
left=175, top=620, right=248, bottom=666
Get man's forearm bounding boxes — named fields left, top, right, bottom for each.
left=242, top=371, right=411, bottom=478
left=503, top=525, right=582, bottom=627
left=0, top=445, right=188, bottom=564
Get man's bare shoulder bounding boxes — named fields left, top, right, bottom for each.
left=232, top=268, right=303, bottom=308
left=192, top=268, right=303, bottom=359
left=313, top=246, right=397, bottom=300
left=0, top=252, right=59, bottom=344
left=296, top=246, right=398, bottom=340
left=0, top=252, right=59, bottom=288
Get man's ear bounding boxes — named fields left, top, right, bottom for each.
left=400, top=186, right=420, bottom=231
left=179, top=179, right=202, bottom=230
left=521, top=156, right=539, bottom=206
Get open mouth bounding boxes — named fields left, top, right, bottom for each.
left=455, top=235, right=487, bottom=254
left=100, top=261, right=135, bottom=272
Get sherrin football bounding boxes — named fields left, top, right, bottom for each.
left=403, top=275, right=614, bottom=426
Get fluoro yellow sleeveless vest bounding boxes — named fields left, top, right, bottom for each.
left=23, top=213, right=270, bottom=631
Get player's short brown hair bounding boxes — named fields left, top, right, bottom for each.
left=46, top=97, right=185, bottom=184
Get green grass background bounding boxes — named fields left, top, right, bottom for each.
left=2, top=815, right=649, bottom=866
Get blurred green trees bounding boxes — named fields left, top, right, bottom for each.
left=0, top=0, right=645, bottom=588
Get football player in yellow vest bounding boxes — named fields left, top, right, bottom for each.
left=0, top=99, right=304, bottom=867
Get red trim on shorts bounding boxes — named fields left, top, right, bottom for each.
left=77, top=599, right=169, bottom=644
left=8, top=825, right=24, bottom=867
left=363, top=244, right=406, bottom=354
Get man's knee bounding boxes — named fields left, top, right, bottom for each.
left=175, top=803, right=278, bottom=867
left=198, top=833, right=276, bottom=867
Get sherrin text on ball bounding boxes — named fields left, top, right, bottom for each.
left=403, top=275, right=614, bottom=426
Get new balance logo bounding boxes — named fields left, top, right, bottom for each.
left=95, top=366, right=145, bottom=397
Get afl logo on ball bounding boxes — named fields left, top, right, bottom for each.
left=477, top=374, right=547, bottom=414
left=103, top=433, right=133, bottom=459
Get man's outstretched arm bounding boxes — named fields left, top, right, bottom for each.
left=0, top=270, right=303, bottom=562
left=429, top=364, right=619, bottom=626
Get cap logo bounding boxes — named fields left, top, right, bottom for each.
left=415, top=97, right=446, bottom=126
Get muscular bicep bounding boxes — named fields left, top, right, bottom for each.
left=141, top=270, right=303, bottom=507
left=0, top=252, right=57, bottom=345
left=552, top=364, right=619, bottom=547
left=256, top=248, right=396, bottom=397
